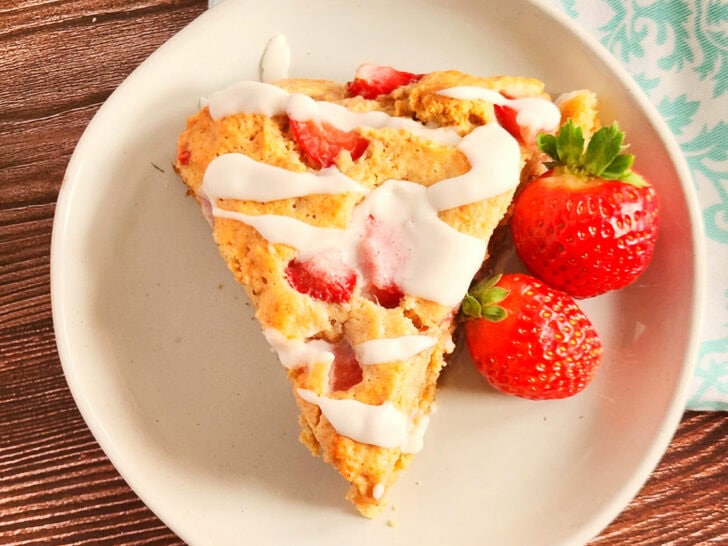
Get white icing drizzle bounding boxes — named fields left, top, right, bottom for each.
left=297, top=389, right=429, bottom=452
left=437, top=86, right=561, bottom=136
left=353, top=335, right=436, bottom=365
left=208, top=81, right=289, bottom=120
left=208, top=81, right=459, bottom=145
left=425, top=123, right=520, bottom=211
left=264, top=328, right=435, bottom=370
left=372, top=483, right=385, bottom=500
left=207, top=208, right=343, bottom=258
left=259, top=34, right=290, bottom=83
left=285, top=93, right=461, bottom=146
left=203, top=153, right=367, bottom=202
left=297, top=389, right=407, bottom=448
left=263, top=329, right=334, bottom=369
left=352, top=181, right=486, bottom=306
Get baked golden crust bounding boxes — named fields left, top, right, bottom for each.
left=173, top=70, right=599, bottom=517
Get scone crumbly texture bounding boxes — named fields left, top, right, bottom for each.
left=174, top=70, right=599, bottom=517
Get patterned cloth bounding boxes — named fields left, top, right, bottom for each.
left=207, top=0, right=727, bottom=410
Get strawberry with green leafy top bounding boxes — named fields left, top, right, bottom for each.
left=511, top=121, right=659, bottom=299
left=463, top=273, right=603, bottom=400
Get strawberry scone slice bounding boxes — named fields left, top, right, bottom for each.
left=173, top=66, right=595, bottom=517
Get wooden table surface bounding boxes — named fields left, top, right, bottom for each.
left=1, top=1, right=726, bottom=544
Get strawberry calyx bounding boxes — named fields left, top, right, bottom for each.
left=537, top=120, right=647, bottom=187
left=461, top=274, right=509, bottom=322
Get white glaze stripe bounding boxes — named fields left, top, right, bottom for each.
left=297, top=389, right=407, bottom=448
left=208, top=80, right=460, bottom=145
left=286, top=93, right=461, bottom=146
left=437, top=86, right=561, bottom=136
left=403, top=414, right=429, bottom=454
left=372, top=483, right=385, bottom=500
left=259, top=34, right=290, bottom=83
left=208, top=81, right=289, bottom=120
left=353, top=335, right=436, bottom=365
left=263, top=329, right=334, bottom=369
left=199, top=79, right=562, bottom=304
left=264, top=329, right=436, bottom=370
left=297, top=389, right=429, bottom=452
left=351, top=180, right=487, bottom=306
left=204, top=153, right=366, bottom=202
left=209, top=207, right=344, bottom=256
left=426, top=123, right=520, bottom=211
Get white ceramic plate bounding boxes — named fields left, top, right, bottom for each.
left=51, top=0, right=704, bottom=544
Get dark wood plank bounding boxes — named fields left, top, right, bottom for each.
left=593, top=412, right=728, bottom=545
left=0, top=1, right=726, bottom=545
left=0, top=2, right=204, bottom=545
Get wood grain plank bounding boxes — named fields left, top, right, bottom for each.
left=592, top=412, right=728, bottom=545
left=0, top=4, right=204, bottom=545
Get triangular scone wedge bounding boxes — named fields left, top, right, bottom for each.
left=173, top=70, right=559, bottom=517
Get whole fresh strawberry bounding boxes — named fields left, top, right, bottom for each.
left=462, top=273, right=603, bottom=400
left=511, top=120, right=659, bottom=298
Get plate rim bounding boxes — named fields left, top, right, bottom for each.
left=50, top=0, right=707, bottom=544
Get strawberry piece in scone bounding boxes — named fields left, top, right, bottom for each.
left=285, top=251, right=358, bottom=304
left=358, top=215, right=406, bottom=309
left=493, top=104, right=523, bottom=143
left=289, top=118, right=369, bottom=168
left=347, top=63, right=424, bottom=99
left=328, top=341, right=364, bottom=392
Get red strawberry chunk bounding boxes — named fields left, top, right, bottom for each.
left=177, top=149, right=191, bottom=165
left=328, top=340, right=363, bottom=392
left=285, top=251, right=357, bottom=304
left=368, top=283, right=405, bottom=309
left=289, top=118, right=369, bottom=169
left=493, top=103, right=523, bottom=144
left=347, top=63, right=424, bottom=100
left=358, top=215, right=407, bottom=308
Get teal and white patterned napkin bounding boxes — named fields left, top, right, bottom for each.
left=207, top=0, right=727, bottom=410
